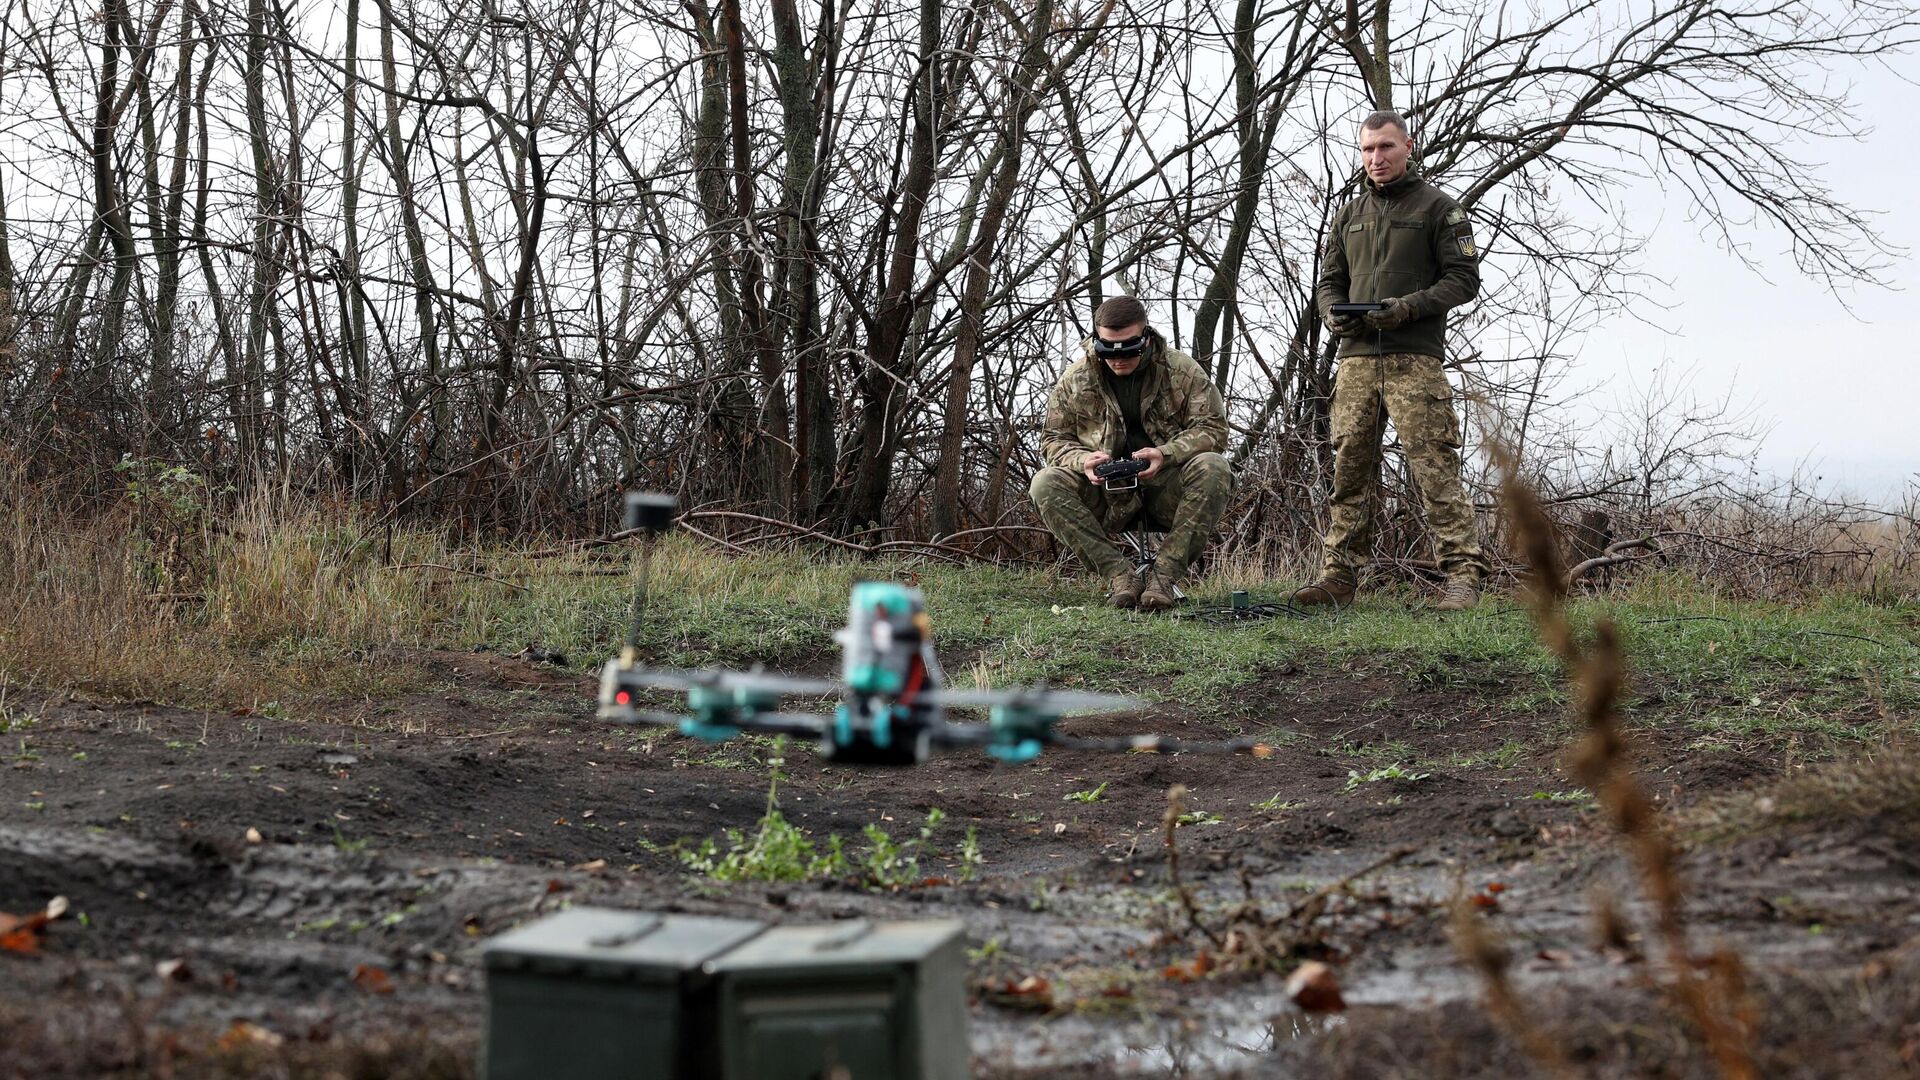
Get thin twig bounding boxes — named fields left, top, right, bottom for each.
left=382, top=562, right=530, bottom=593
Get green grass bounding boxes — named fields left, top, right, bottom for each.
left=1344, top=763, right=1431, bottom=791
left=344, top=546, right=1920, bottom=762
left=9, top=481, right=1914, bottom=766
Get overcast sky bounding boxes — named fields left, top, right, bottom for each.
left=1550, top=47, right=1918, bottom=503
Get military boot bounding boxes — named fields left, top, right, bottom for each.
left=1106, top=568, right=1143, bottom=609
left=1290, top=576, right=1355, bottom=609
left=1138, top=567, right=1183, bottom=612
left=1434, top=576, right=1481, bottom=611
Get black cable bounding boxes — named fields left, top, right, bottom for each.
left=1176, top=598, right=1323, bottom=624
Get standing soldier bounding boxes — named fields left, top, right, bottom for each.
left=1294, top=110, right=1491, bottom=611
left=1030, top=296, right=1231, bottom=611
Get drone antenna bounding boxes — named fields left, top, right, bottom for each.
left=620, top=492, right=679, bottom=664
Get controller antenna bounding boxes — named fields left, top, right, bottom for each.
left=620, top=492, right=679, bottom=665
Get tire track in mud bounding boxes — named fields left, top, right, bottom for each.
left=0, top=822, right=656, bottom=991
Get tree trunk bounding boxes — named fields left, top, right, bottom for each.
left=930, top=0, right=1055, bottom=537
left=377, top=0, right=445, bottom=492
left=92, top=0, right=138, bottom=373
left=770, top=0, right=836, bottom=518
left=840, top=0, right=942, bottom=529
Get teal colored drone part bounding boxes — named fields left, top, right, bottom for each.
left=987, top=738, right=1044, bottom=763
left=682, top=683, right=781, bottom=743
left=986, top=705, right=1057, bottom=763
left=841, top=581, right=918, bottom=695
left=846, top=663, right=904, bottom=696
left=680, top=717, right=743, bottom=742
left=834, top=704, right=854, bottom=749
left=849, top=580, right=915, bottom=616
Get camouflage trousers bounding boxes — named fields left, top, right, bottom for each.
left=1322, top=353, right=1488, bottom=582
left=1029, top=452, right=1232, bottom=578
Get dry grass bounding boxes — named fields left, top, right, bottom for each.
left=1460, top=452, right=1761, bottom=1079
left=1689, top=740, right=1920, bottom=842
left=0, top=473, right=467, bottom=706
left=1297, top=951, right=1920, bottom=1079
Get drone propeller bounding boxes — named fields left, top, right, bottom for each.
left=924, top=685, right=1144, bottom=715
left=1048, top=733, right=1276, bottom=757
left=609, top=665, right=841, bottom=699
left=600, top=703, right=831, bottom=740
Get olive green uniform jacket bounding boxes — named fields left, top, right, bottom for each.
left=1314, top=171, right=1480, bottom=360
left=1039, top=333, right=1229, bottom=474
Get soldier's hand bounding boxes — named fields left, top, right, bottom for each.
left=1134, top=447, right=1166, bottom=480
left=1325, top=312, right=1364, bottom=339
left=1364, top=297, right=1414, bottom=331
left=1082, top=451, right=1113, bottom=485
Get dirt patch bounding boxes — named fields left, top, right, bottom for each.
left=3, top=649, right=1916, bottom=1077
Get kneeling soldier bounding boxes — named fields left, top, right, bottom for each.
left=1029, top=296, right=1231, bottom=611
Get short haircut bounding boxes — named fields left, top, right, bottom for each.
left=1094, top=295, right=1148, bottom=330
left=1360, top=110, right=1410, bottom=139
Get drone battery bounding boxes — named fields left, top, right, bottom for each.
left=1330, top=301, right=1388, bottom=316
left=482, top=907, right=764, bottom=1080
left=704, top=919, right=969, bottom=1080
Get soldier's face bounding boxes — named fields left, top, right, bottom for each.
left=1360, top=124, right=1412, bottom=185
left=1095, top=321, right=1148, bottom=376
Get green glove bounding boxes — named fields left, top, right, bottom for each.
left=1364, top=297, right=1414, bottom=331
left=1325, top=312, right=1364, bottom=339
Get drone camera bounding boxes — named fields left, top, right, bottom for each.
left=624, top=491, right=678, bottom=534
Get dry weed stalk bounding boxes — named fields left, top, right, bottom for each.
left=1447, top=886, right=1576, bottom=1078
left=1160, top=785, right=1412, bottom=975
left=1499, top=452, right=1759, bottom=1079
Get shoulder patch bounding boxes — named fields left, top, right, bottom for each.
left=1348, top=222, right=1366, bottom=232
left=1443, top=208, right=1467, bottom=227
left=1457, top=232, right=1478, bottom=259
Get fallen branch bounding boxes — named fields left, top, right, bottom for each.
left=382, top=562, right=530, bottom=593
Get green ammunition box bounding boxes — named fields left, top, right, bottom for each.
left=704, top=919, right=968, bottom=1080
left=482, top=907, right=765, bottom=1080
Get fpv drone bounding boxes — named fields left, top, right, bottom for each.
left=595, top=493, right=1273, bottom=766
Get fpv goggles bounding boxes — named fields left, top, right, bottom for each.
left=1093, top=332, right=1149, bottom=360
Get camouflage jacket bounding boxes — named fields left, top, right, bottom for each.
left=1314, top=171, right=1480, bottom=360
left=1040, top=332, right=1229, bottom=474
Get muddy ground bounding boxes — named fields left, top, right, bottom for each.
left=2, top=644, right=1917, bottom=1077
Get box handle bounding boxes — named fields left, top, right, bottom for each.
left=813, top=919, right=876, bottom=952
left=587, top=915, right=665, bottom=949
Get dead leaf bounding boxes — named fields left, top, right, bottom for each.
left=1485, top=882, right=1508, bottom=894
left=155, top=957, right=192, bottom=982
left=571, top=859, right=607, bottom=873
left=216, top=1020, right=283, bottom=1050
left=351, top=964, right=395, bottom=995
left=245, top=827, right=263, bottom=844
left=44, top=896, right=68, bottom=920
left=0, top=911, right=51, bottom=954
left=544, top=878, right=570, bottom=894
left=1003, top=975, right=1052, bottom=1009
left=1285, top=960, right=1346, bottom=1013
left=1162, top=950, right=1216, bottom=983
